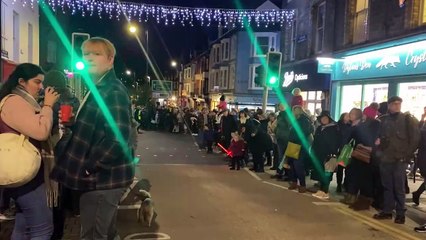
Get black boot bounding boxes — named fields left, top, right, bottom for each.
left=373, top=212, right=392, bottom=220
left=412, top=191, right=421, bottom=206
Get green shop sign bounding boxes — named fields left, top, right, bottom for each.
left=333, top=40, right=426, bottom=81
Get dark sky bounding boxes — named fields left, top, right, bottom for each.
left=66, top=0, right=283, bottom=78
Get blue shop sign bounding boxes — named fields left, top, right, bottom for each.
left=334, top=40, right=426, bottom=81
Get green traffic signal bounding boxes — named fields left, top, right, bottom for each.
left=75, top=61, right=85, bottom=70
left=268, top=76, right=277, bottom=85
left=266, top=52, right=282, bottom=88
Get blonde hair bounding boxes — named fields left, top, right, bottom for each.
left=292, top=88, right=301, bottom=95
left=82, top=37, right=116, bottom=58
left=231, top=131, right=242, bottom=140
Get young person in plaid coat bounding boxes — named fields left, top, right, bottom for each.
left=51, top=37, right=135, bottom=239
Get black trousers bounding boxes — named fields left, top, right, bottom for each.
left=231, top=156, right=243, bottom=169
left=346, top=159, right=374, bottom=198
left=252, top=152, right=265, bottom=172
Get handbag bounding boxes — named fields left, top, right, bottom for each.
left=337, top=139, right=354, bottom=167
left=351, top=144, right=372, bottom=163
left=0, top=95, right=41, bottom=188
left=325, top=156, right=338, bottom=172
left=284, top=142, right=302, bottom=159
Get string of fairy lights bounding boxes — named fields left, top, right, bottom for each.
left=15, top=0, right=295, bottom=27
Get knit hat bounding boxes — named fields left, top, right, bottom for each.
left=363, top=106, right=378, bottom=119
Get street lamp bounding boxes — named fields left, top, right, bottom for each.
left=126, top=70, right=132, bottom=76
left=171, top=60, right=177, bottom=68
left=129, top=25, right=137, bottom=33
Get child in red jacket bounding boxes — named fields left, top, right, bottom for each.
left=228, top=131, right=246, bottom=170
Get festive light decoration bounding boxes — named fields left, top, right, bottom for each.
left=15, top=0, right=295, bottom=27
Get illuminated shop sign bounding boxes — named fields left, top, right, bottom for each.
left=334, top=40, right=426, bottom=80
left=282, top=71, right=309, bottom=87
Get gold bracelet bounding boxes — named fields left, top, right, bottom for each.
left=43, top=104, right=53, bottom=109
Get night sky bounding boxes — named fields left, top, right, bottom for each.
left=66, top=0, right=283, bottom=78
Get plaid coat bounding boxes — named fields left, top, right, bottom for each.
left=51, top=70, right=135, bottom=191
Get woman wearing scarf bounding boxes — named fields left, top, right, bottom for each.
left=0, top=63, right=59, bottom=239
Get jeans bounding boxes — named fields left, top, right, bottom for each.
left=80, top=188, right=126, bottom=240
left=288, top=157, right=306, bottom=187
left=380, top=161, right=407, bottom=216
left=12, top=184, right=53, bottom=240
left=276, top=141, right=288, bottom=175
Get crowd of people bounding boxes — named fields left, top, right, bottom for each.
left=134, top=92, right=426, bottom=233
left=0, top=36, right=425, bottom=238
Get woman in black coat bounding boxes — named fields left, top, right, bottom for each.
left=311, top=111, right=339, bottom=199
left=336, top=113, right=352, bottom=192
left=343, top=108, right=381, bottom=210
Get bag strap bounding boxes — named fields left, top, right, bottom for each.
left=0, top=94, right=16, bottom=113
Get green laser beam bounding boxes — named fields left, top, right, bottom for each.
left=40, top=2, right=136, bottom=163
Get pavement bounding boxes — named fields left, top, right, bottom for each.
left=1, top=130, right=425, bottom=240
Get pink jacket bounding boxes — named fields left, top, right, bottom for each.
left=0, top=95, right=53, bottom=141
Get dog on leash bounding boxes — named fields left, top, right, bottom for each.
left=135, top=189, right=155, bottom=227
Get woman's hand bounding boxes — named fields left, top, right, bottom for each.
left=43, top=87, right=60, bottom=107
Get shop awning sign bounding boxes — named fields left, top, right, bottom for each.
left=334, top=40, right=426, bottom=81
left=282, top=71, right=308, bottom=87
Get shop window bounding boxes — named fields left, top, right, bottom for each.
left=353, top=0, right=369, bottom=44
left=363, top=83, right=388, bottom=108
left=316, top=2, right=326, bottom=53
left=399, top=82, right=426, bottom=120
left=341, top=85, right=362, bottom=113
left=300, top=91, right=323, bottom=117
left=422, top=0, right=426, bottom=24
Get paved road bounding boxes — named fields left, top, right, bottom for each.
left=1, top=131, right=425, bottom=240
left=115, top=131, right=424, bottom=240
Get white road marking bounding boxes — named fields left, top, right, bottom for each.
left=124, top=233, right=171, bottom=240
left=153, top=155, right=157, bottom=157
left=243, top=168, right=262, bottom=181
left=312, top=202, right=344, bottom=206
left=262, top=181, right=289, bottom=190
left=169, top=155, right=173, bottom=157
left=145, top=147, right=149, bottom=150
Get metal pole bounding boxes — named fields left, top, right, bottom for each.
left=262, top=86, right=268, bottom=113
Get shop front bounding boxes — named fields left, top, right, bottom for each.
left=329, top=35, right=426, bottom=120
left=280, top=59, right=331, bottom=116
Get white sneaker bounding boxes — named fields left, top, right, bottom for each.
left=312, top=191, right=330, bottom=200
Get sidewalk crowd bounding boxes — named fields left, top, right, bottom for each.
left=133, top=90, right=426, bottom=233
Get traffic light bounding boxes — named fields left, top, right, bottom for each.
left=75, top=60, right=85, bottom=71
left=266, top=52, right=282, bottom=88
left=254, top=65, right=265, bottom=87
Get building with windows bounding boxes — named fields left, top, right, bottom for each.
left=207, top=1, right=282, bottom=111
left=280, top=0, right=334, bottom=116
left=1, top=0, right=39, bottom=82
left=329, top=0, right=426, bottom=120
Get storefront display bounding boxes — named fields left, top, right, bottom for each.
left=280, top=59, right=331, bottom=116
left=327, top=34, right=426, bottom=119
